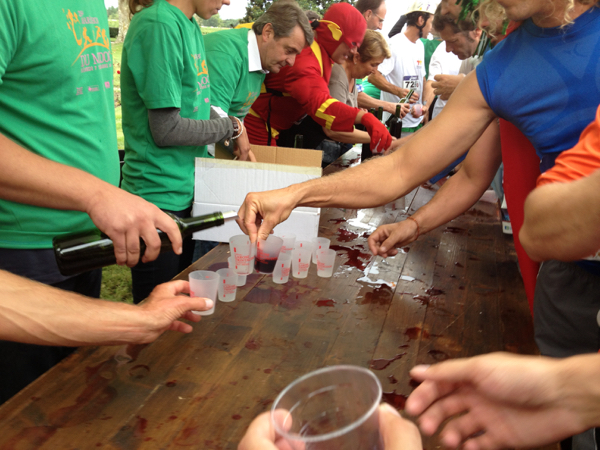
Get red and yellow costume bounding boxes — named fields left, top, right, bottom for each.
left=245, top=3, right=367, bottom=145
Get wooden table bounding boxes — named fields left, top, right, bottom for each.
left=0, top=149, right=539, bottom=449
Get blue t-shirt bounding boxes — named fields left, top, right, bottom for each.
left=476, top=6, right=600, bottom=172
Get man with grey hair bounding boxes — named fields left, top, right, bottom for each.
left=355, top=0, right=387, bottom=30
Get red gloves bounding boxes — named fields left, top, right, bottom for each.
left=361, top=113, right=393, bottom=153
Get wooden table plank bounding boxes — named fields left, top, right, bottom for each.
left=0, top=149, right=545, bottom=449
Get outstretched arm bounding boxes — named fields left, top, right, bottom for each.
left=0, top=270, right=212, bottom=346
left=0, top=133, right=182, bottom=266
left=406, top=352, right=600, bottom=450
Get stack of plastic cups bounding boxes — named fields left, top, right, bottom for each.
left=292, top=241, right=312, bottom=279
left=229, top=234, right=254, bottom=285
left=312, top=237, right=330, bottom=264
left=216, top=268, right=238, bottom=302
left=228, top=256, right=247, bottom=286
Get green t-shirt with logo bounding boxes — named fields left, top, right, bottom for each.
left=121, top=0, right=211, bottom=211
left=204, top=28, right=266, bottom=119
left=0, top=0, right=119, bottom=249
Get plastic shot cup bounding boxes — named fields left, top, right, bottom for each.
left=316, top=249, right=336, bottom=278
left=280, top=234, right=296, bottom=254
left=228, top=256, right=247, bottom=287
left=272, top=252, right=293, bottom=284
left=255, top=235, right=284, bottom=274
left=188, top=270, right=219, bottom=315
left=292, top=243, right=312, bottom=279
left=229, top=235, right=255, bottom=275
left=216, top=268, right=237, bottom=302
left=271, top=365, right=383, bottom=450
left=312, top=237, right=330, bottom=264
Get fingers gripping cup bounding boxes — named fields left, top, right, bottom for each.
left=271, top=365, right=383, bottom=450
left=317, top=249, right=336, bottom=278
left=188, top=270, right=219, bottom=315
left=292, top=241, right=312, bottom=279
left=216, top=268, right=237, bottom=302
left=255, top=235, right=284, bottom=274
left=273, top=252, right=293, bottom=284
left=229, top=235, right=255, bottom=275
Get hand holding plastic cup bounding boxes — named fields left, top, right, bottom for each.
left=255, top=235, right=284, bottom=274
left=272, top=252, right=293, bottom=284
left=216, top=268, right=237, bottom=302
left=229, top=235, right=255, bottom=275
left=271, top=365, right=383, bottom=450
left=188, top=270, right=219, bottom=315
left=312, top=237, right=330, bottom=264
left=292, top=241, right=312, bottom=279
left=316, top=249, right=336, bottom=278
left=228, top=256, right=247, bottom=286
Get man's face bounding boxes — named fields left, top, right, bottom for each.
left=261, top=24, right=306, bottom=73
left=195, top=0, right=230, bottom=20
left=439, top=25, right=480, bottom=60
left=440, top=0, right=461, bottom=19
left=365, top=2, right=387, bottom=31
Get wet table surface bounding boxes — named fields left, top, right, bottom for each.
left=0, top=149, right=543, bottom=449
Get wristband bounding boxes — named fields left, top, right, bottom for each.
left=406, top=216, right=420, bottom=239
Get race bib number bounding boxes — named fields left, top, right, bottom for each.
left=403, top=75, right=420, bottom=90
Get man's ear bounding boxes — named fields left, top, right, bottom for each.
left=262, top=22, right=274, bottom=42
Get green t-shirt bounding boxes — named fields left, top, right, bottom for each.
left=0, top=0, right=119, bottom=249
left=361, top=78, right=381, bottom=100
left=420, top=38, right=442, bottom=80
left=204, top=28, right=266, bottom=119
left=121, top=0, right=211, bottom=211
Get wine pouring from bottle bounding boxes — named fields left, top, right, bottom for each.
left=53, top=211, right=238, bottom=276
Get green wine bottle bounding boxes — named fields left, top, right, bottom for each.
left=388, top=104, right=402, bottom=139
left=294, top=134, right=304, bottom=148
left=53, top=211, right=238, bottom=276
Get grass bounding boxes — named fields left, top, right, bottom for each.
left=101, top=265, right=133, bottom=303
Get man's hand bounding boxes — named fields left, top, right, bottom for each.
left=406, top=352, right=592, bottom=450
left=233, top=129, right=257, bottom=162
left=237, top=187, right=297, bottom=243
left=137, top=280, right=213, bottom=342
left=368, top=219, right=419, bottom=257
left=400, top=88, right=420, bottom=103
left=361, top=113, right=393, bottom=152
left=432, top=74, right=465, bottom=100
left=86, top=185, right=182, bottom=267
left=238, top=404, right=423, bottom=450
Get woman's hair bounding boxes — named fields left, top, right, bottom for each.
left=358, top=29, right=390, bottom=63
left=129, top=0, right=152, bottom=16
left=253, top=1, right=313, bottom=46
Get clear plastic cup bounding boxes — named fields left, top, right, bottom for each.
left=228, top=256, right=247, bottom=287
left=255, top=235, right=284, bottom=274
left=271, top=365, right=383, bottom=450
left=216, top=268, right=237, bottom=302
left=292, top=244, right=312, bottom=279
left=312, top=237, right=330, bottom=264
left=188, top=270, right=219, bottom=315
left=316, top=249, right=336, bottom=278
left=280, top=233, right=296, bottom=254
left=272, top=252, right=293, bottom=284
left=229, top=235, right=255, bottom=275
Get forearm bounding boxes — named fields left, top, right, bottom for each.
left=558, top=353, right=600, bottom=430
left=323, top=127, right=370, bottom=144
left=357, top=92, right=397, bottom=114
left=148, top=107, right=233, bottom=147
left=520, top=169, right=600, bottom=261
left=0, top=270, right=153, bottom=346
left=423, top=79, right=435, bottom=108
left=368, top=70, right=403, bottom=97
left=0, top=133, right=117, bottom=213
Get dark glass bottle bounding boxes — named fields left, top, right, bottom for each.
left=53, top=211, right=238, bottom=276
left=388, top=104, right=403, bottom=139
left=294, top=134, right=304, bottom=148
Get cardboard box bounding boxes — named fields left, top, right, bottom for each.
left=193, top=144, right=323, bottom=243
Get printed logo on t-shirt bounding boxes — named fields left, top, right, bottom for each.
left=237, top=91, right=259, bottom=116
left=193, top=54, right=210, bottom=94
left=65, top=8, right=112, bottom=73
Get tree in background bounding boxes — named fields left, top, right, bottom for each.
left=107, top=6, right=118, bottom=20
left=116, top=0, right=130, bottom=44
left=241, top=0, right=355, bottom=23
left=197, top=14, right=240, bottom=28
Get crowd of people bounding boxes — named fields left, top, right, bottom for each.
left=1, top=0, right=600, bottom=448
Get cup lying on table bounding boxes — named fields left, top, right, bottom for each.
left=271, top=365, right=383, bottom=450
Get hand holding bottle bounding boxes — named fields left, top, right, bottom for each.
left=361, top=112, right=393, bottom=152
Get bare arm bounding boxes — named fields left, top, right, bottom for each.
left=0, top=270, right=212, bottom=346
left=238, top=71, right=496, bottom=242
left=406, top=352, right=600, bottom=450
left=368, top=70, right=417, bottom=100
left=368, top=120, right=502, bottom=256
left=0, top=133, right=181, bottom=266
left=520, top=169, right=600, bottom=261
left=357, top=92, right=410, bottom=116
